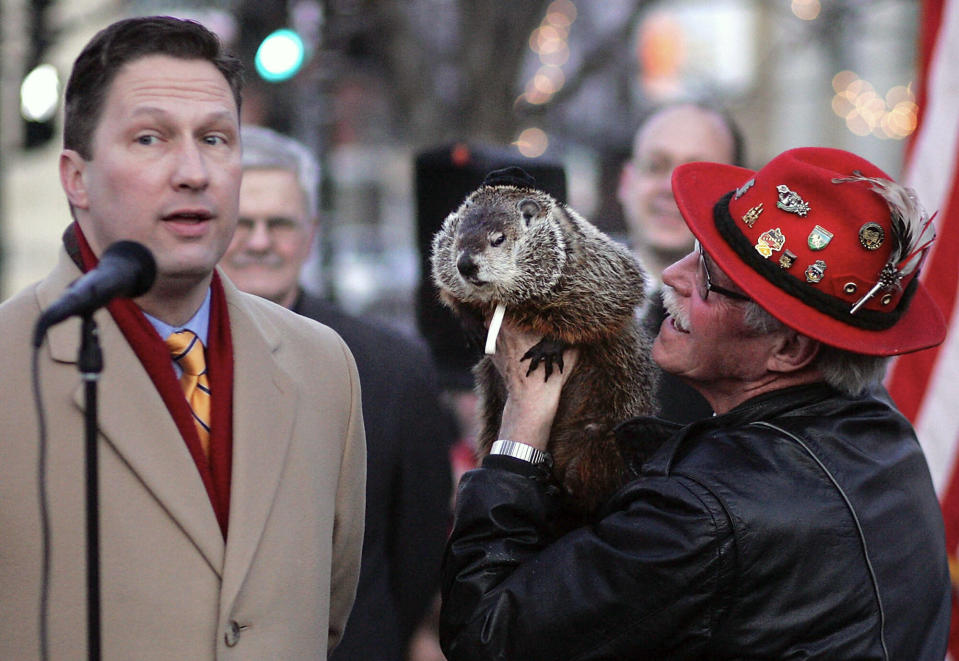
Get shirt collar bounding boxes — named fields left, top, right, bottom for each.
left=144, top=288, right=212, bottom=345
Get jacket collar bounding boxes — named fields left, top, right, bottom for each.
left=615, top=382, right=837, bottom=474
left=712, top=382, right=836, bottom=427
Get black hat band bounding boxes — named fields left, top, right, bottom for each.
left=713, top=191, right=916, bottom=331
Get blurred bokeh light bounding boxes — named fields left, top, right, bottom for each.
left=515, top=127, right=549, bottom=158
left=792, top=0, right=822, bottom=21
left=20, top=64, right=60, bottom=122
left=831, top=70, right=916, bottom=139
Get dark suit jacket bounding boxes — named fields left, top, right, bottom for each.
left=294, top=291, right=454, bottom=661
left=641, top=290, right=714, bottom=424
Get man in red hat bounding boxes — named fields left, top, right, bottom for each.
left=439, top=147, right=950, bottom=660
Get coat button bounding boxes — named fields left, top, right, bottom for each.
left=224, top=620, right=242, bottom=647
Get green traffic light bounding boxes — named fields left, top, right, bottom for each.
left=255, top=29, right=306, bottom=82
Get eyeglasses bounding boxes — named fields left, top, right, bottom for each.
left=234, top=216, right=302, bottom=239
left=634, top=155, right=675, bottom=178
left=697, top=242, right=751, bottom=302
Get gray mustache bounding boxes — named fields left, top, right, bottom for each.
left=227, top=253, right=285, bottom=268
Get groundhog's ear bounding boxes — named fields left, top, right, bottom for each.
left=519, top=199, right=541, bottom=226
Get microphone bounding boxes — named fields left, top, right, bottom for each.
left=33, top=240, right=157, bottom=346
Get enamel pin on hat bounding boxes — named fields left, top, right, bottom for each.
left=670, top=147, right=946, bottom=356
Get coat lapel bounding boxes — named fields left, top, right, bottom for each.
left=39, top=251, right=225, bottom=573
left=37, top=256, right=297, bottom=601
left=219, top=281, right=297, bottom=610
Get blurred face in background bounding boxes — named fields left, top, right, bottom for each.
left=618, top=104, right=737, bottom=269
left=221, top=167, right=314, bottom=308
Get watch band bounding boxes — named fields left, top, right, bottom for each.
left=490, top=439, right=550, bottom=465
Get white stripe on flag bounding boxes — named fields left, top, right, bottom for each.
left=914, top=300, right=959, bottom=493
left=899, top=0, right=959, bottom=494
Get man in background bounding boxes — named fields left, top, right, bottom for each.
left=617, top=101, right=745, bottom=423
left=0, top=17, right=364, bottom=659
left=220, top=125, right=454, bottom=661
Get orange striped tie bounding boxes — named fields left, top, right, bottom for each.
left=165, top=330, right=211, bottom=458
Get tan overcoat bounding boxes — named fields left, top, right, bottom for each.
left=0, top=249, right=366, bottom=660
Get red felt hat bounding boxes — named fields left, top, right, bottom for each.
left=671, top=147, right=946, bottom=356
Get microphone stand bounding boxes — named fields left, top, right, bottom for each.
left=78, top=313, right=102, bottom=661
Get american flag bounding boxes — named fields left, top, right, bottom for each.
left=884, top=0, right=959, bottom=654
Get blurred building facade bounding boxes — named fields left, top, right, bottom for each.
left=0, top=0, right=919, bottom=336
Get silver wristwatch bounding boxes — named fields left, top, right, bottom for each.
left=490, top=439, right=550, bottom=465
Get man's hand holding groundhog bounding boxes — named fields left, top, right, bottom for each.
left=491, top=318, right=579, bottom=452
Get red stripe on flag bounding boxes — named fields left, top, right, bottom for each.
left=887, top=0, right=957, bottom=423
left=889, top=1, right=959, bottom=656
left=887, top=146, right=959, bottom=420
left=887, top=345, right=941, bottom=422
left=934, top=160, right=959, bottom=659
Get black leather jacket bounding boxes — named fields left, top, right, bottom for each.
left=440, top=383, right=950, bottom=660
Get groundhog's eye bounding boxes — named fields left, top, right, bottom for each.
left=490, top=233, right=506, bottom=247
left=519, top=199, right=540, bottom=225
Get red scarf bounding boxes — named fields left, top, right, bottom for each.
left=66, top=224, right=233, bottom=537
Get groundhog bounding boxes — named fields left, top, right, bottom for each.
left=431, top=166, right=657, bottom=527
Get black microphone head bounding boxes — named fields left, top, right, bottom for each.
left=32, top=240, right=158, bottom=346
left=102, top=240, right=157, bottom=298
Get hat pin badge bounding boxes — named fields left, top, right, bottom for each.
left=734, top=179, right=755, bottom=199
left=742, top=203, right=763, bottom=228
left=805, top=260, right=827, bottom=283
left=776, top=185, right=810, bottom=216
left=858, top=222, right=885, bottom=250
left=830, top=172, right=938, bottom=315
left=807, top=225, right=833, bottom=251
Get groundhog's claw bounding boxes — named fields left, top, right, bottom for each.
left=522, top=338, right=567, bottom=381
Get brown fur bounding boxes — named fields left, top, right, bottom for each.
left=430, top=182, right=657, bottom=527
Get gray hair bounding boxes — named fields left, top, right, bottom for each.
left=742, top=302, right=889, bottom=396
left=241, top=125, right=320, bottom=218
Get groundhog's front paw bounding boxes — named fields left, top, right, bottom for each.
left=522, top=337, right=567, bottom=380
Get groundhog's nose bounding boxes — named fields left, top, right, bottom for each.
left=457, top=253, right=478, bottom=279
